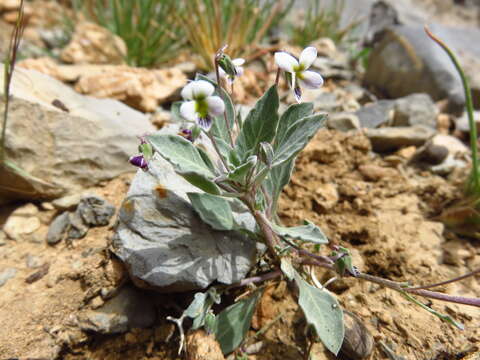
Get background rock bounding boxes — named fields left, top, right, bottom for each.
left=0, top=67, right=155, bottom=204
left=61, top=22, right=127, bottom=65
left=355, top=100, right=395, bottom=128
left=366, top=126, right=435, bottom=152
left=112, top=129, right=258, bottom=293
left=77, top=286, right=156, bottom=334
left=392, top=93, right=437, bottom=128
left=365, top=24, right=480, bottom=114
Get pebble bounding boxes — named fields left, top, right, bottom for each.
left=392, top=93, right=438, bottom=129
left=355, top=100, right=395, bottom=128
left=366, top=126, right=436, bottom=152
left=0, top=267, right=17, bottom=287
left=411, top=143, right=449, bottom=165
left=47, top=212, right=70, bottom=245
left=3, top=213, right=41, bottom=240
left=77, top=285, right=156, bottom=334
left=327, top=112, right=361, bottom=132
left=77, top=195, right=115, bottom=227
left=313, top=183, right=339, bottom=211
left=52, top=193, right=82, bottom=211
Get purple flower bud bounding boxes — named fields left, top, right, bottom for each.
left=179, top=128, right=194, bottom=142
left=129, top=155, right=148, bottom=171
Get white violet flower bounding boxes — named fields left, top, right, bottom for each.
left=219, top=57, right=245, bottom=84
left=180, top=80, right=225, bottom=131
left=274, top=46, right=324, bottom=102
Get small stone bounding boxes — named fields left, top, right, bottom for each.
left=340, top=311, right=374, bottom=360
left=412, top=143, right=449, bottom=165
left=77, top=285, right=156, bottom=334
left=26, top=254, right=42, bottom=268
left=366, top=126, right=436, bottom=152
left=437, top=113, right=451, bottom=134
left=52, top=193, right=82, bottom=211
left=355, top=100, right=395, bottom=129
left=327, top=112, right=361, bottom=132
left=393, top=93, right=438, bottom=128
left=431, top=134, right=469, bottom=155
left=67, top=212, right=89, bottom=239
left=455, top=110, right=480, bottom=133
left=0, top=267, right=17, bottom=287
left=47, top=212, right=70, bottom=245
left=396, top=146, right=417, bottom=160
left=90, top=296, right=104, bottom=309
left=77, top=195, right=115, bottom=227
left=313, top=183, right=339, bottom=211
left=359, top=164, right=397, bottom=181
left=11, top=203, right=38, bottom=216
left=40, top=202, right=54, bottom=211
left=3, top=213, right=41, bottom=240
left=185, top=329, right=225, bottom=360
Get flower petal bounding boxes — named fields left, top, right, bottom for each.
left=181, top=81, right=195, bottom=100
left=235, top=66, right=244, bottom=77
left=206, top=96, right=225, bottom=116
left=233, top=58, right=245, bottom=66
left=191, top=80, right=215, bottom=99
left=300, top=70, right=324, bottom=89
left=218, top=66, right=227, bottom=79
left=294, top=86, right=302, bottom=103
left=180, top=100, right=197, bottom=121
left=129, top=155, right=148, bottom=170
left=197, top=115, right=213, bottom=131
left=274, top=51, right=298, bottom=72
left=299, top=46, right=317, bottom=69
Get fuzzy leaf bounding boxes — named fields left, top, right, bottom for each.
left=272, top=220, right=328, bottom=244
left=275, top=103, right=314, bottom=146
left=213, top=290, right=262, bottom=354
left=227, top=155, right=257, bottom=184
left=294, top=272, right=344, bottom=355
left=272, top=113, right=327, bottom=167
left=184, top=288, right=221, bottom=330
left=188, top=192, right=234, bottom=231
left=235, top=86, right=279, bottom=158
left=148, top=134, right=220, bottom=194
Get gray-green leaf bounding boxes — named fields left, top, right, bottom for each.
left=272, top=220, right=328, bottom=244
left=272, top=113, right=327, bottom=167
left=275, top=102, right=314, bottom=147
left=213, top=290, right=263, bottom=354
left=227, top=155, right=257, bottom=184
left=235, top=86, right=279, bottom=158
left=294, top=271, right=344, bottom=355
left=147, top=134, right=220, bottom=194
left=188, top=192, right=234, bottom=231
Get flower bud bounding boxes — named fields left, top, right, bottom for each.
left=217, top=53, right=237, bottom=77
left=259, top=142, right=274, bottom=166
left=129, top=155, right=148, bottom=171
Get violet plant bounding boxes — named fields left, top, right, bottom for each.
left=131, top=46, right=480, bottom=357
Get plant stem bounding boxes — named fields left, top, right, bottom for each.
left=228, top=269, right=282, bottom=289
left=407, top=268, right=480, bottom=290
left=425, top=26, right=480, bottom=194
left=253, top=209, right=281, bottom=261
left=205, top=130, right=229, bottom=172
left=301, top=258, right=480, bottom=308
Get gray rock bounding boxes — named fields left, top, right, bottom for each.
left=327, top=112, right=361, bottom=132
left=0, top=66, right=155, bottom=204
left=365, top=24, right=480, bottom=113
left=313, top=92, right=339, bottom=112
left=393, top=93, right=438, bottom=128
left=0, top=268, right=17, bottom=287
left=366, top=125, right=435, bottom=152
left=412, top=143, right=449, bottom=165
left=355, top=100, right=395, bottom=128
left=112, top=131, right=258, bottom=293
left=47, top=212, right=70, bottom=245
left=431, top=134, right=469, bottom=155
left=67, top=211, right=89, bottom=240
left=78, top=285, right=155, bottom=334
left=430, top=155, right=468, bottom=175
left=312, top=57, right=352, bottom=80
left=52, top=194, right=82, bottom=211
left=455, top=110, right=480, bottom=133
left=77, top=195, right=115, bottom=226
left=340, top=311, right=374, bottom=360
